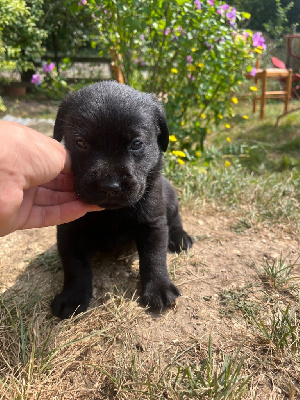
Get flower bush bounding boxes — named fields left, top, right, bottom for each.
left=0, top=0, right=46, bottom=110
left=0, top=0, right=46, bottom=75
left=84, top=0, right=263, bottom=159
left=30, top=61, right=69, bottom=99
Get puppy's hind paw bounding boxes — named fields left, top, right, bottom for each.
left=142, top=279, right=181, bottom=311
left=169, top=228, right=193, bottom=253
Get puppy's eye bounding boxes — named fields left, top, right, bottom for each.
left=76, top=139, right=88, bottom=149
left=130, top=140, right=143, bottom=150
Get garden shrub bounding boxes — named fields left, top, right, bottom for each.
left=0, top=0, right=46, bottom=110
left=0, top=0, right=46, bottom=75
left=84, top=0, right=262, bottom=159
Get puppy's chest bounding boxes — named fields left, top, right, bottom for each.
left=85, top=212, right=137, bottom=252
left=86, top=210, right=139, bottom=237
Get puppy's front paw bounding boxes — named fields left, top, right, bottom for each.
left=142, top=279, right=181, bottom=310
left=169, top=229, right=193, bottom=253
left=51, top=290, right=91, bottom=319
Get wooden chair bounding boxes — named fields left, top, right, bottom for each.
left=272, top=56, right=300, bottom=100
left=247, top=57, right=293, bottom=120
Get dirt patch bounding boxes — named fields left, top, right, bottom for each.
left=0, top=208, right=299, bottom=398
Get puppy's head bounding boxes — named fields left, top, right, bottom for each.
left=54, top=81, right=169, bottom=209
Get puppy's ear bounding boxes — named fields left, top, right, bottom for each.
left=155, top=102, right=169, bottom=152
left=53, top=103, right=67, bottom=142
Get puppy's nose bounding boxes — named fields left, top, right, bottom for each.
left=99, top=180, right=121, bottom=195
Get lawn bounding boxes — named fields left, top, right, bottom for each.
left=0, top=96, right=299, bottom=399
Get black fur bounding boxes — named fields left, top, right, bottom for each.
left=51, top=81, right=192, bottom=319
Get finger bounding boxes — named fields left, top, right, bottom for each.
left=62, top=151, right=72, bottom=174
left=21, top=201, right=103, bottom=230
left=41, top=173, right=75, bottom=192
left=33, top=187, right=78, bottom=206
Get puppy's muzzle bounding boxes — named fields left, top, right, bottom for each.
left=98, top=179, right=121, bottom=195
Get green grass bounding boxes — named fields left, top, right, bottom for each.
left=259, top=255, right=300, bottom=290
left=166, top=101, right=300, bottom=228
left=164, top=337, right=250, bottom=400
left=249, top=304, right=298, bottom=352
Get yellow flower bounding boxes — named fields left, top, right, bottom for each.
left=171, top=68, right=178, bottom=74
left=243, top=115, right=249, bottom=120
left=250, top=86, right=258, bottom=91
left=178, top=158, right=185, bottom=165
left=201, top=113, right=206, bottom=119
left=195, top=150, right=201, bottom=157
left=169, top=135, right=177, bottom=142
left=231, top=97, right=238, bottom=104
left=218, top=114, right=223, bottom=119
left=255, top=48, right=262, bottom=54
left=197, top=62, right=204, bottom=68
left=187, top=65, right=196, bottom=72
left=192, top=48, right=197, bottom=52
left=173, top=150, right=186, bottom=158
left=225, top=124, right=231, bottom=129
left=206, top=128, right=210, bottom=134
left=226, top=137, right=231, bottom=142
left=200, top=168, right=207, bottom=173
left=225, top=160, right=231, bottom=168
left=181, top=120, right=185, bottom=126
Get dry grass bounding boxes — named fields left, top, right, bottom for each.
left=1, top=236, right=299, bottom=399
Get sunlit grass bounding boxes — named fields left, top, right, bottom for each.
left=166, top=101, right=300, bottom=228
left=259, top=255, right=300, bottom=290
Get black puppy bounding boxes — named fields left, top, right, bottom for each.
left=51, top=81, right=192, bottom=319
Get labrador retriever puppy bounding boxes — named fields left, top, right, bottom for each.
left=51, top=81, right=192, bottom=319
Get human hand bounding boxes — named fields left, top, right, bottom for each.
left=0, top=121, right=102, bottom=236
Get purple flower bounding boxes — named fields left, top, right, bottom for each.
left=164, top=28, right=171, bottom=35
left=252, top=32, right=266, bottom=49
left=221, top=4, right=230, bottom=10
left=187, top=55, right=192, bottom=64
left=31, top=74, right=41, bottom=85
left=218, top=4, right=230, bottom=15
left=250, top=67, right=257, bottom=77
left=42, top=62, right=55, bottom=73
left=194, top=0, right=201, bottom=10
left=187, top=74, right=195, bottom=81
left=227, top=7, right=236, bottom=21
left=140, top=34, right=145, bottom=41
left=78, top=0, right=86, bottom=5
left=208, top=0, right=214, bottom=5
left=204, top=41, right=213, bottom=50
left=134, top=59, right=139, bottom=64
